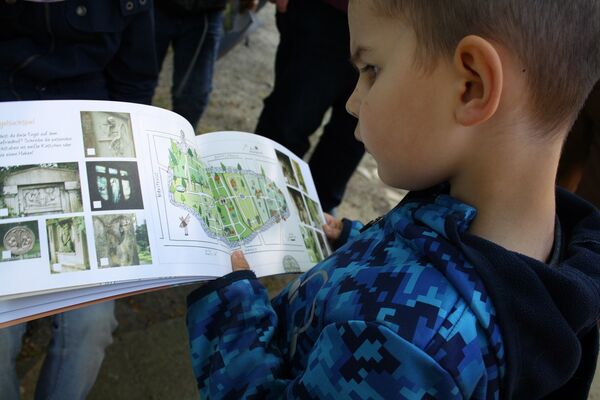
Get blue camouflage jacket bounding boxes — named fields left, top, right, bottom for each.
left=187, top=191, right=506, bottom=399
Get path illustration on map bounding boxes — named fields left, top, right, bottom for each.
left=167, top=138, right=290, bottom=247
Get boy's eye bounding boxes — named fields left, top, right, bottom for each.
left=360, top=65, right=380, bottom=79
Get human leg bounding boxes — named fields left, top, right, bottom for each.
left=35, top=301, right=117, bottom=400
left=0, top=323, right=27, bottom=400
left=576, top=126, right=600, bottom=207
left=153, top=7, right=178, bottom=95
left=171, top=10, right=224, bottom=130
left=255, top=0, right=352, bottom=157
left=257, top=0, right=361, bottom=210
left=558, top=83, right=600, bottom=206
left=309, top=95, right=363, bottom=212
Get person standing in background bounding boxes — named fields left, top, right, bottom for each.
left=255, top=0, right=364, bottom=214
left=558, top=83, right=600, bottom=208
left=153, top=0, right=227, bottom=130
left=0, top=1, right=157, bottom=399
left=153, top=0, right=257, bottom=131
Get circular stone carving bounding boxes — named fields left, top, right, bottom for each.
left=3, top=226, right=35, bottom=256
left=283, top=255, right=301, bottom=273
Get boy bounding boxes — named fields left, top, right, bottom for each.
left=187, top=1, right=600, bottom=398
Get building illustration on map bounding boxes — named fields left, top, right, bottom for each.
left=167, top=138, right=290, bottom=247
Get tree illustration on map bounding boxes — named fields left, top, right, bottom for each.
left=167, top=139, right=290, bottom=247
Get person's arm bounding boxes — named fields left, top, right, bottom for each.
left=105, top=8, right=158, bottom=105
left=186, top=253, right=465, bottom=399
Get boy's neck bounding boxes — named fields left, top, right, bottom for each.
left=450, top=129, right=563, bottom=262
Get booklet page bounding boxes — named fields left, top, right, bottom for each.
left=0, top=100, right=231, bottom=298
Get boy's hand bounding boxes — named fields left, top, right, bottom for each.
left=231, top=250, right=250, bottom=272
left=322, top=213, right=343, bottom=242
left=268, top=0, right=288, bottom=13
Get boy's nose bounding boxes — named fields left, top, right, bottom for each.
left=346, top=87, right=360, bottom=118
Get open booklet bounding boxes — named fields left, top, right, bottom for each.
left=0, top=100, right=331, bottom=327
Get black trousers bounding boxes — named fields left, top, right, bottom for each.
left=255, top=0, right=364, bottom=212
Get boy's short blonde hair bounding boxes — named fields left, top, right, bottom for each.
left=371, top=0, right=600, bottom=133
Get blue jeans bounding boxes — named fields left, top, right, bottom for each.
left=154, top=8, right=224, bottom=130
left=0, top=301, right=117, bottom=400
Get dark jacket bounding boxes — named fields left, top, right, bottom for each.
left=0, top=0, right=157, bottom=104
left=457, top=187, right=600, bottom=398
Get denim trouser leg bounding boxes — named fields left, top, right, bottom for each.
left=35, top=301, right=117, bottom=400
left=154, top=9, right=223, bottom=130
left=0, top=323, right=27, bottom=400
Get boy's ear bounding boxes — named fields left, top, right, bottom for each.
left=452, top=35, right=503, bottom=127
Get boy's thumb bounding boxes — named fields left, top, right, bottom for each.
left=231, top=250, right=250, bottom=270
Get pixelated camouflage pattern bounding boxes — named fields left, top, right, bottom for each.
left=187, top=194, right=505, bottom=399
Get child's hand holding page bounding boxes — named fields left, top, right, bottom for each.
left=322, top=213, right=343, bottom=243
left=231, top=250, right=250, bottom=272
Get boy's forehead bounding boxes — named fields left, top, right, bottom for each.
left=348, top=2, right=407, bottom=51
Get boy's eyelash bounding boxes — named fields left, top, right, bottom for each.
left=360, top=65, right=379, bottom=76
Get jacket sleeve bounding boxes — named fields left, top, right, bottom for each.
left=105, top=6, right=158, bottom=105
left=334, top=218, right=364, bottom=249
left=186, top=272, right=463, bottom=399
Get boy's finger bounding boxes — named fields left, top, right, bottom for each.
left=322, top=223, right=340, bottom=240
left=324, top=213, right=343, bottom=232
left=231, top=250, right=250, bottom=271
left=324, top=213, right=335, bottom=224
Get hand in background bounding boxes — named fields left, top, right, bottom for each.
left=268, top=0, right=289, bottom=13
left=239, top=0, right=259, bottom=13
left=323, top=213, right=343, bottom=243
left=231, top=250, right=250, bottom=272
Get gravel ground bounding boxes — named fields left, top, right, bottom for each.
left=15, top=4, right=599, bottom=399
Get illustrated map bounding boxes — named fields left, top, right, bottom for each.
left=167, top=139, right=290, bottom=247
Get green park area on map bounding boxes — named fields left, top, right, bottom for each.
left=168, top=140, right=289, bottom=245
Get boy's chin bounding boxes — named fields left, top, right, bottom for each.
left=377, top=169, right=407, bottom=190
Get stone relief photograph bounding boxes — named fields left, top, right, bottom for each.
left=0, top=220, right=41, bottom=263
left=292, top=159, right=308, bottom=194
left=92, top=212, right=151, bottom=268
left=316, top=230, right=330, bottom=259
left=46, top=216, right=89, bottom=274
left=86, top=161, right=144, bottom=211
left=275, top=149, right=299, bottom=189
left=287, top=186, right=311, bottom=226
left=302, top=193, right=323, bottom=229
left=0, top=163, right=83, bottom=219
left=80, top=111, right=136, bottom=158
left=300, top=225, right=323, bottom=264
